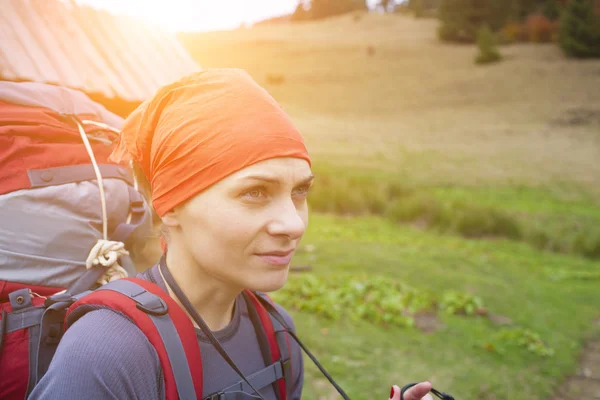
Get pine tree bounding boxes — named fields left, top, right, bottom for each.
left=543, top=0, right=560, bottom=19
left=438, top=0, right=511, bottom=42
left=309, top=0, right=367, bottom=20
left=475, top=24, right=502, bottom=64
left=438, top=0, right=470, bottom=42
left=413, top=0, right=425, bottom=17
left=559, top=0, right=600, bottom=58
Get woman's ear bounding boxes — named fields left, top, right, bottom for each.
left=161, top=208, right=180, bottom=228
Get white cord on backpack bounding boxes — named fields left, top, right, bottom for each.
left=74, top=117, right=129, bottom=285
left=81, top=120, right=138, bottom=225
left=80, top=119, right=120, bottom=134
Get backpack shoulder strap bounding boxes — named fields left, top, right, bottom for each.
left=249, top=293, right=352, bottom=400
left=243, top=290, right=292, bottom=400
left=65, top=278, right=203, bottom=400
left=254, top=292, right=293, bottom=394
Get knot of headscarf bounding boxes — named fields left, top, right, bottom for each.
left=110, top=69, right=311, bottom=216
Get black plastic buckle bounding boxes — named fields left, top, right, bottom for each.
left=43, top=292, right=73, bottom=308
left=135, top=296, right=168, bottom=316
left=204, top=391, right=225, bottom=400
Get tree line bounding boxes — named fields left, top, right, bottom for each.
left=289, top=0, right=599, bottom=58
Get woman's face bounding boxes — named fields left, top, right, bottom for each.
left=165, top=157, right=313, bottom=292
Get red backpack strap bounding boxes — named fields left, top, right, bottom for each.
left=244, top=290, right=291, bottom=400
left=65, top=278, right=203, bottom=400
left=255, top=292, right=294, bottom=395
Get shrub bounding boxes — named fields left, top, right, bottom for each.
left=273, top=274, right=484, bottom=328
left=409, top=0, right=440, bottom=18
left=483, top=328, right=555, bottom=357
left=439, top=291, right=486, bottom=315
left=308, top=173, right=381, bottom=215
left=364, top=185, right=388, bottom=214
left=502, top=22, right=526, bottom=43
left=438, top=0, right=512, bottom=43
left=475, top=25, right=502, bottom=64
left=310, top=0, right=367, bottom=20
left=384, top=195, right=443, bottom=225
left=573, top=229, right=600, bottom=259
left=437, top=22, right=463, bottom=42
left=413, top=0, right=426, bottom=18
left=522, top=219, right=600, bottom=260
left=438, top=0, right=478, bottom=43
left=543, top=0, right=561, bottom=20
left=526, top=14, right=558, bottom=43
left=307, top=166, right=600, bottom=260
left=386, top=181, right=414, bottom=199
left=446, top=202, right=522, bottom=239
left=309, top=182, right=369, bottom=214
left=559, top=0, right=600, bottom=58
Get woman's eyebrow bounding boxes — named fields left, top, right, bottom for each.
left=298, top=175, right=315, bottom=185
left=240, top=174, right=315, bottom=185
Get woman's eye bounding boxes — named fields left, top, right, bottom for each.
left=242, top=188, right=265, bottom=199
left=293, top=185, right=311, bottom=196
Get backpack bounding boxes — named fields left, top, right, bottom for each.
left=0, top=81, right=294, bottom=400
left=65, top=272, right=293, bottom=400
left=0, top=82, right=353, bottom=400
left=0, top=81, right=151, bottom=291
left=0, top=267, right=293, bottom=400
left=0, top=81, right=151, bottom=399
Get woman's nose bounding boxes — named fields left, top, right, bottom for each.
left=266, top=200, right=306, bottom=240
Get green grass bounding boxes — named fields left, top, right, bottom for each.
left=306, top=163, right=600, bottom=260
left=282, top=213, right=600, bottom=399
left=179, top=12, right=600, bottom=399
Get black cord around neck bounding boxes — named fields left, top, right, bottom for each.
left=159, top=257, right=266, bottom=400
left=254, top=294, right=351, bottom=400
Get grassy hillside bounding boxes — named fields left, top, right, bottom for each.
left=181, top=13, right=600, bottom=192
left=179, top=12, right=600, bottom=400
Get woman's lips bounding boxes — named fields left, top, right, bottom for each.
left=256, top=251, right=294, bottom=266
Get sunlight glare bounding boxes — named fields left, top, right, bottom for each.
left=79, top=0, right=297, bottom=32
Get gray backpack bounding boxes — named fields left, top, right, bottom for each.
left=0, top=81, right=151, bottom=399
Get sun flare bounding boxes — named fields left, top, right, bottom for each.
left=79, top=0, right=297, bottom=32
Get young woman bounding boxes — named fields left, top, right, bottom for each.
left=29, top=69, right=433, bottom=400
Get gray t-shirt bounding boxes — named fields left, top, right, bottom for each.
left=29, top=266, right=303, bottom=399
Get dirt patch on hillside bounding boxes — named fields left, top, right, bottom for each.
left=550, top=319, right=600, bottom=400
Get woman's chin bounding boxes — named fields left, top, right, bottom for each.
left=247, top=268, right=290, bottom=293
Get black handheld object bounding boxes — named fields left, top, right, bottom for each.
left=400, top=383, right=455, bottom=400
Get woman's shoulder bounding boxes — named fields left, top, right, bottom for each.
left=54, top=308, right=162, bottom=370
left=30, top=309, right=163, bottom=399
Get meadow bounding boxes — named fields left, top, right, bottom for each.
left=180, top=12, right=600, bottom=399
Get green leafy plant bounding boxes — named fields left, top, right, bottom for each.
left=483, top=328, right=555, bottom=357
left=548, top=269, right=600, bottom=281
left=273, top=274, right=487, bottom=328
left=439, top=291, right=486, bottom=315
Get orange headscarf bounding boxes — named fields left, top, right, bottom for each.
left=110, top=69, right=311, bottom=216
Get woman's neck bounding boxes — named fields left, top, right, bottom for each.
left=162, top=245, right=241, bottom=331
